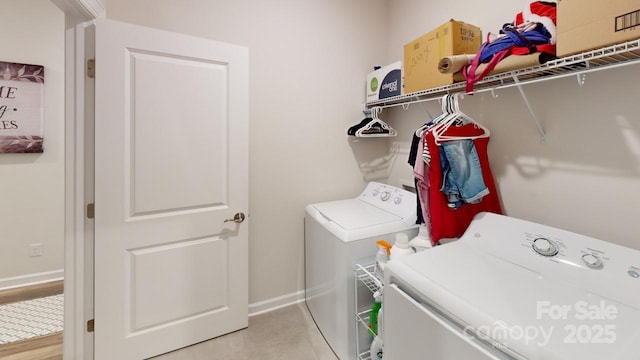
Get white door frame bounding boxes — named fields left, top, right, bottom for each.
left=50, top=0, right=104, bottom=359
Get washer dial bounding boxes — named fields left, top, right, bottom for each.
left=581, top=253, right=603, bottom=269
left=380, top=191, right=391, bottom=201
left=532, top=237, right=559, bottom=257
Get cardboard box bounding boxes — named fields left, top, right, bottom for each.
left=403, top=20, right=481, bottom=93
left=366, top=61, right=402, bottom=101
left=557, top=0, right=640, bottom=57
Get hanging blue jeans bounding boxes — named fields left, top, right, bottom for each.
left=439, top=140, right=489, bottom=209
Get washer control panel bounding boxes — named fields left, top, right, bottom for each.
left=358, top=182, right=416, bottom=220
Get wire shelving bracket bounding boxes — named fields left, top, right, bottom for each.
left=512, top=75, right=545, bottom=143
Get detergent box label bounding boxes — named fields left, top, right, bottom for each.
left=366, top=61, right=402, bottom=102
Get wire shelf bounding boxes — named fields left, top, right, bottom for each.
left=356, top=309, right=371, bottom=328
left=366, top=39, right=640, bottom=109
left=355, top=263, right=382, bottom=293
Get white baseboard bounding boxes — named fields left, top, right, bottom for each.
left=0, top=270, right=64, bottom=291
left=249, top=290, right=306, bottom=317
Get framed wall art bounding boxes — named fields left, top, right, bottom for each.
left=0, top=61, right=44, bottom=153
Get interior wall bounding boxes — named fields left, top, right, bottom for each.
left=105, top=0, right=390, bottom=304
left=102, top=0, right=640, bottom=307
left=0, top=0, right=65, bottom=287
left=385, top=0, right=640, bottom=250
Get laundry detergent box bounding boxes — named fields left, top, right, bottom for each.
left=403, top=19, right=481, bottom=93
left=366, top=61, right=402, bottom=102
left=557, top=0, right=640, bottom=57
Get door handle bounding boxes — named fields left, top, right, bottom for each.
left=224, top=212, right=246, bottom=223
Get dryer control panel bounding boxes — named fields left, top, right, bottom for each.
left=463, top=212, right=640, bottom=311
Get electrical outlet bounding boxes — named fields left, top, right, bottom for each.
left=29, top=243, right=43, bottom=257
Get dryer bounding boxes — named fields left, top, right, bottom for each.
left=385, top=212, right=640, bottom=359
left=305, top=182, right=418, bottom=360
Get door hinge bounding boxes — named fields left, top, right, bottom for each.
left=87, top=203, right=95, bottom=219
left=87, top=319, right=94, bottom=332
left=87, top=59, right=95, bottom=79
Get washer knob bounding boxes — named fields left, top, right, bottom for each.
left=394, top=197, right=402, bottom=204
left=581, top=254, right=603, bottom=269
left=372, top=189, right=380, bottom=196
left=532, top=238, right=559, bottom=257
left=380, top=191, right=391, bottom=201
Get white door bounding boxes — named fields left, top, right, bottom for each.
left=93, top=18, right=249, bottom=360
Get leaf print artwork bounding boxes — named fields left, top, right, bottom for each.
left=0, top=61, right=44, bottom=153
left=0, top=136, right=43, bottom=153
left=2, top=66, right=10, bottom=81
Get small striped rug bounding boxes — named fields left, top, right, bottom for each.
left=0, top=294, right=63, bottom=344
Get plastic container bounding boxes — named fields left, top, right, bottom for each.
left=374, top=240, right=392, bottom=282
left=370, top=335, right=384, bottom=360
left=390, top=233, right=415, bottom=260
left=378, top=302, right=384, bottom=339
left=368, top=290, right=382, bottom=335
left=409, top=223, right=433, bottom=252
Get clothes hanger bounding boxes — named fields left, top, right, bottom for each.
left=414, top=94, right=453, bottom=137
left=431, top=93, right=467, bottom=141
left=432, top=93, right=490, bottom=145
left=355, top=107, right=398, bottom=137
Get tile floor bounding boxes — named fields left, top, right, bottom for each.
left=0, top=294, right=64, bottom=345
left=151, top=302, right=338, bottom=360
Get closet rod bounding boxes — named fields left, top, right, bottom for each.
left=369, top=91, right=473, bottom=112
left=369, top=95, right=442, bottom=111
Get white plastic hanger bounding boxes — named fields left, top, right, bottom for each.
left=356, top=107, right=398, bottom=137
left=414, top=94, right=454, bottom=137
left=432, top=93, right=490, bottom=145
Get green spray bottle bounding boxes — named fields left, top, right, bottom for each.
left=368, top=290, right=383, bottom=336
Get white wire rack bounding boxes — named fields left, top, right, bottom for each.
left=354, top=263, right=383, bottom=360
left=366, top=39, right=640, bottom=109
left=355, top=263, right=383, bottom=293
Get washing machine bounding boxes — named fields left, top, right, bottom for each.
left=305, top=181, right=418, bottom=360
left=384, top=212, right=640, bottom=359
